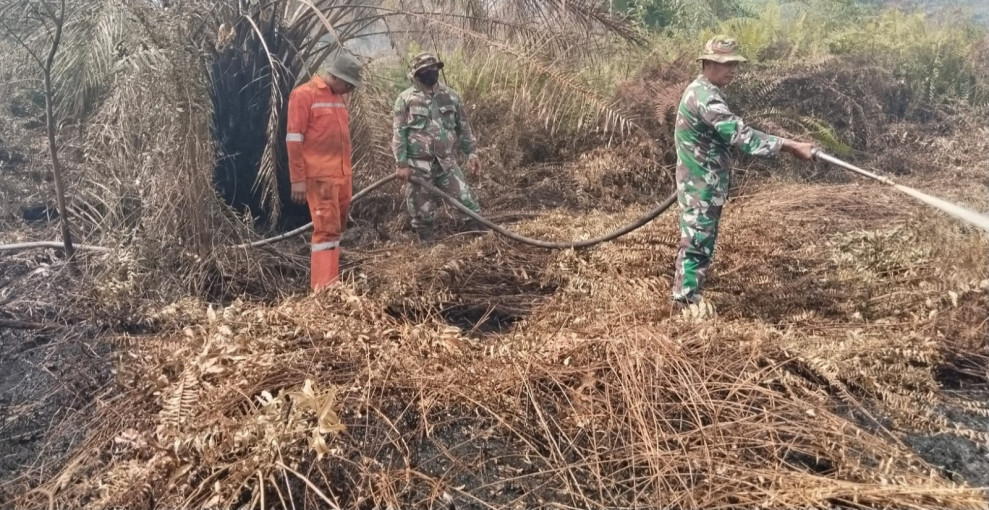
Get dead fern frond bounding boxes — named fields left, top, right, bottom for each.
left=157, top=363, right=200, bottom=440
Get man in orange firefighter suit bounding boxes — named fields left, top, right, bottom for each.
left=285, top=53, right=363, bottom=290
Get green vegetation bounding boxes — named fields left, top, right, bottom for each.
left=609, top=0, right=988, bottom=107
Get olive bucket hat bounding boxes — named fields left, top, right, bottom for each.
left=697, top=35, right=748, bottom=64
left=408, top=52, right=444, bottom=77
left=326, top=52, right=363, bottom=89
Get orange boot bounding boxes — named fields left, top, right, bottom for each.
left=311, top=247, right=340, bottom=290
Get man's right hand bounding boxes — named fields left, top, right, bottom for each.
left=782, top=140, right=816, bottom=162
left=291, top=182, right=307, bottom=204
left=395, top=166, right=412, bottom=182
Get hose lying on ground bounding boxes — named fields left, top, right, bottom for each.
left=1, top=174, right=679, bottom=254
left=237, top=174, right=678, bottom=250
left=235, top=174, right=399, bottom=249
left=6, top=152, right=988, bottom=254
left=232, top=154, right=989, bottom=249
left=813, top=149, right=989, bottom=233
left=407, top=176, right=678, bottom=249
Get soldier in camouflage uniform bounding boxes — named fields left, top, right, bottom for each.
left=392, top=52, right=486, bottom=243
left=672, top=36, right=815, bottom=315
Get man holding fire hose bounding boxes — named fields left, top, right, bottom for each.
left=672, top=36, right=816, bottom=317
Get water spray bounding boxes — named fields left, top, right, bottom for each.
left=811, top=149, right=989, bottom=233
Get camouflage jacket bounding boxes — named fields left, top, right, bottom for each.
left=674, top=75, right=782, bottom=207
left=392, top=84, right=477, bottom=172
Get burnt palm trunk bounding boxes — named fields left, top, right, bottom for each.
left=209, top=11, right=304, bottom=227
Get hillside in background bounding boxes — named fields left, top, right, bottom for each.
left=881, top=0, right=989, bottom=24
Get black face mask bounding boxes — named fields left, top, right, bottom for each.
left=416, top=69, right=439, bottom=86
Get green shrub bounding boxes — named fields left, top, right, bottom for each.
left=829, top=10, right=986, bottom=105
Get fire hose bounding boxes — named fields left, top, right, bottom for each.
left=237, top=174, right=678, bottom=250
left=3, top=153, right=987, bottom=255
left=239, top=150, right=989, bottom=250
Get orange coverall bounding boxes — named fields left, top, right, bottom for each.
left=286, top=76, right=353, bottom=289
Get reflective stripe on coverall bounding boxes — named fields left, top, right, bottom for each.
left=286, top=75, right=353, bottom=289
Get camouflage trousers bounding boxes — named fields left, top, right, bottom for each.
left=406, top=160, right=480, bottom=229
left=672, top=205, right=723, bottom=303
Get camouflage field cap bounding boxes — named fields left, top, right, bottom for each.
left=326, top=52, right=363, bottom=89
left=697, top=35, right=748, bottom=64
left=408, top=52, right=444, bottom=76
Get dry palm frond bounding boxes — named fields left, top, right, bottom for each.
left=49, top=0, right=138, bottom=121
left=168, top=0, right=645, bottom=219
left=6, top=13, right=989, bottom=509
left=1, top=0, right=647, bottom=313
left=454, top=0, right=642, bottom=43
left=17, top=243, right=987, bottom=509
left=9, top=120, right=989, bottom=508
left=732, top=59, right=896, bottom=151
left=413, top=16, right=642, bottom=137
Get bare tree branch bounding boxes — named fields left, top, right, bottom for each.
left=0, top=9, right=45, bottom=67
left=1, top=0, right=76, bottom=259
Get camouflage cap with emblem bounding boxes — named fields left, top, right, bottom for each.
left=697, top=35, right=749, bottom=64
left=408, top=52, right=445, bottom=77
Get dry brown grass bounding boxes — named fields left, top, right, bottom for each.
left=4, top=24, right=989, bottom=510
left=9, top=174, right=988, bottom=509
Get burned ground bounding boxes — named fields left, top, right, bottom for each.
left=1, top=22, right=989, bottom=510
